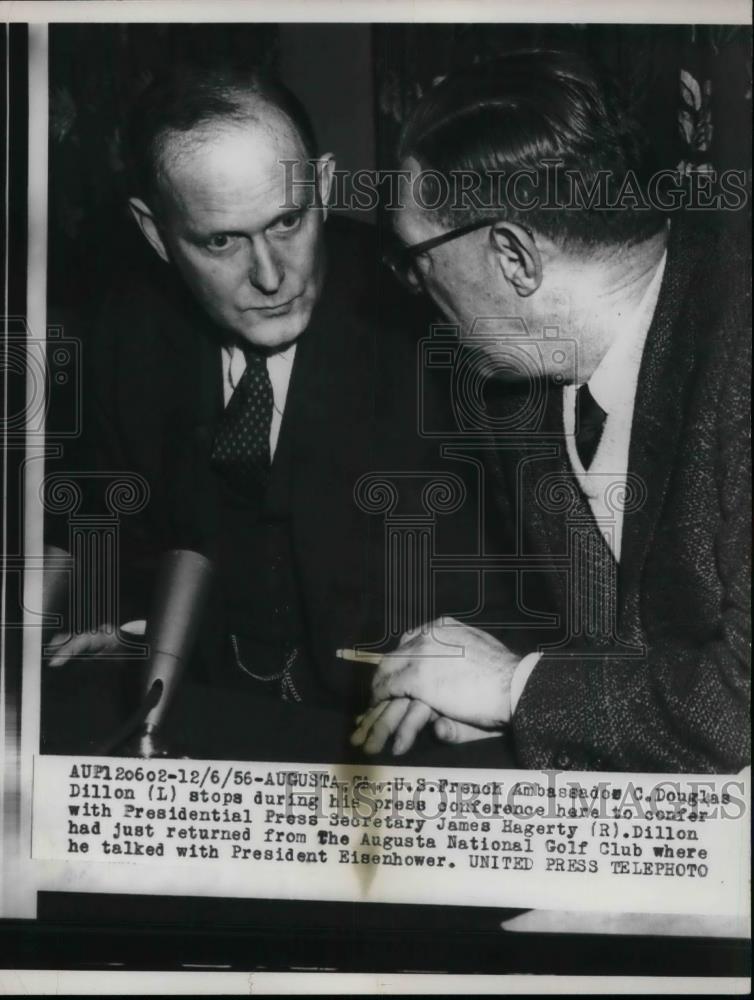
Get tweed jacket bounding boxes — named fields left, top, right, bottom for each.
left=485, top=214, right=751, bottom=773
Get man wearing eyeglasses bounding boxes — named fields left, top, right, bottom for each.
left=353, top=50, right=751, bottom=773
left=47, top=64, right=451, bottom=727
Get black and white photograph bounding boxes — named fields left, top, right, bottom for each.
left=1, top=0, right=751, bottom=993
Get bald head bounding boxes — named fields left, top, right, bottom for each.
left=154, top=98, right=309, bottom=214
left=127, top=65, right=319, bottom=210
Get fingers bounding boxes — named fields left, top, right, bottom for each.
left=352, top=699, right=436, bottom=757
left=398, top=625, right=424, bottom=646
left=350, top=700, right=390, bottom=747
left=363, top=699, right=412, bottom=754
left=46, top=627, right=121, bottom=667
left=360, top=698, right=413, bottom=755
left=46, top=631, right=71, bottom=650
left=47, top=631, right=94, bottom=668
left=433, top=717, right=502, bottom=744
left=371, top=617, right=456, bottom=706
left=392, top=701, right=435, bottom=756
left=372, top=647, right=412, bottom=676
left=375, top=616, right=446, bottom=687
left=370, top=651, right=414, bottom=703
left=399, top=617, right=461, bottom=646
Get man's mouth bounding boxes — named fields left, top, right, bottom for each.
left=245, top=292, right=302, bottom=316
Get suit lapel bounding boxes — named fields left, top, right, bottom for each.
left=140, top=266, right=226, bottom=553
left=181, top=317, right=225, bottom=549
left=280, top=259, right=370, bottom=590
left=487, top=374, right=620, bottom=648
left=273, top=288, right=330, bottom=501
left=519, top=380, right=575, bottom=569
left=487, top=379, right=579, bottom=607
left=283, top=255, right=373, bottom=499
left=619, top=221, right=701, bottom=599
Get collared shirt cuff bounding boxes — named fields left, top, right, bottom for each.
left=510, top=652, right=541, bottom=715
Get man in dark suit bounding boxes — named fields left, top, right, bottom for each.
left=46, top=65, right=455, bottom=720
left=355, top=50, right=751, bottom=773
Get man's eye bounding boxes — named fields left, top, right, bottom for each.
left=206, top=234, right=236, bottom=251
left=270, top=212, right=303, bottom=234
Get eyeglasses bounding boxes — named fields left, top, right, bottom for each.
left=382, top=218, right=532, bottom=293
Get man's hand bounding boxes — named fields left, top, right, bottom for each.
left=350, top=698, right=501, bottom=756
left=45, top=625, right=141, bottom=667
left=351, top=697, right=437, bottom=755
left=350, top=618, right=520, bottom=755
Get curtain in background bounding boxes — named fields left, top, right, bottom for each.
left=373, top=23, right=752, bottom=180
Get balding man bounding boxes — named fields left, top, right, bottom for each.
left=47, top=65, right=441, bottom=719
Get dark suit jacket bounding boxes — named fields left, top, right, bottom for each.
left=487, top=215, right=750, bottom=773
left=80, top=216, right=463, bottom=707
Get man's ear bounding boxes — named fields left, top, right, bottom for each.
left=128, top=197, right=170, bottom=263
left=489, top=221, right=542, bottom=297
left=314, top=153, right=336, bottom=220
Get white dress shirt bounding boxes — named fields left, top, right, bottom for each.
left=509, top=248, right=668, bottom=713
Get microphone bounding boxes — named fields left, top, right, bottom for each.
left=41, top=544, right=73, bottom=630
left=119, top=549, right=214, bottom=758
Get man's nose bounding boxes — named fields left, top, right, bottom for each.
left=248, top=239, right=284, bottom=294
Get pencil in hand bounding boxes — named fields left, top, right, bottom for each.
left=335, top=648, right=383, bottom=666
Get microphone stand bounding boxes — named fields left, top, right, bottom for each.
left=114, top=550, right=214, bottom=758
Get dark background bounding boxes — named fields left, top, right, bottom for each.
left=48, top=22, right=752, bottom=316
left=3, top=21, right=749, bottom=976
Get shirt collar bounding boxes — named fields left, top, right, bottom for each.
left=587, top=248, right=668, bottom=416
